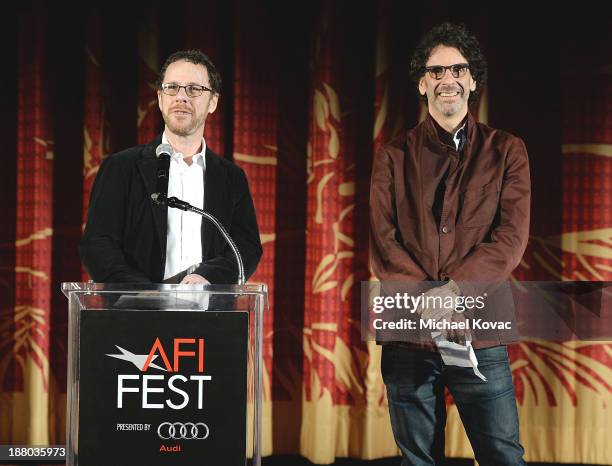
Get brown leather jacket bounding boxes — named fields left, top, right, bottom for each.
left=370, top=113, right=530, bottom=348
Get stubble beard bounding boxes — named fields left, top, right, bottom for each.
left=434, top=87, right=468, bottom=118
left=164, top=112, right=206, bottom=137
left=437, top=99, right=465, bottom=117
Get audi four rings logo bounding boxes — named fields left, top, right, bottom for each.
left=157, top=422, right=210, bottom=440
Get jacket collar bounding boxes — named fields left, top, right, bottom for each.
left=202, top=146, right=227, bottom=256
left=422, top=112, right=477, bottom=157
left=136, top=134, right=167, bottom=278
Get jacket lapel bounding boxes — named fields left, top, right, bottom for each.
left=203, top=147, right=227, bottom=256
left=137, top=135, right=167, bottom=262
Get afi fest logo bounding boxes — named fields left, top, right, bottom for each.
left=107, top=338, right=212, bottom=410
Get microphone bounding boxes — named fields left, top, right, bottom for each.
left=152, top=143, right=173, bottom=205
left=148, top=195, right=246, bottom=285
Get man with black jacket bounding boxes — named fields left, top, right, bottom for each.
left=80, top=50, right=262, bottom=284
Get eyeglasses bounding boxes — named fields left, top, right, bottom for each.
left=160, top=83, right=214, bottom=98
left=424, top=63, right=470, bottom=80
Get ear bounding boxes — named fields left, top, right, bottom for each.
left=470, top=77, right=477, bottom=92
left=418, top=76, right=427, bottom=96
left=207, top=93, right=219, bottom=115
left=157, top=90, right=163, bottom=111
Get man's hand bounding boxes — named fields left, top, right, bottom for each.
left=416, top=281, right=459, bottom=317
left=446, top=312, right=472, bottom=344
left=417, top=281, right=471, bottom=344
left=180, top=274, right=210, bottom=284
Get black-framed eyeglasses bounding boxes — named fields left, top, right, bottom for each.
left=160, top=83, right=214, bottom=98
left=424, top=63, right=470, bottom=80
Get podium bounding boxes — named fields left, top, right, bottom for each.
left=62, top=282, right=268, bottom=466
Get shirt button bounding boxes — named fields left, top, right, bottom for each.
left=441, top=225, right=449, bottom=234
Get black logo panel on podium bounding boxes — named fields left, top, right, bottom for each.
left=78, top=310, right=248, bottom=466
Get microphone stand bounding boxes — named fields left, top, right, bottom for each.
left=152, top=194, right=245, bottom=285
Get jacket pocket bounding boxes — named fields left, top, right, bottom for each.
left=460, top=183, right=500, bottom=228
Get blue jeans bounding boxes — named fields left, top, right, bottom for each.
left=381, top=345, right=525, bottom=466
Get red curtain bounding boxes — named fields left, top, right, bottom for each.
left=81, top=13, right=112, bottom=281
left=183, top=0, right=227, bottom=154
left=137, top=10, right=162, bottom=145
left=2, top=8, right=53, bottom=444
left=231, top=3, right=279, bottom=454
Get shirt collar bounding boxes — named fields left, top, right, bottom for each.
left=162, top=132, right=207, bottom=168
left=429, top=114, right=468, bottom=151
left=452, top=121, right=467, bottom=152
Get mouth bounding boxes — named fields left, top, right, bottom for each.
left=437, top=90, right=461, bottom=98
left=436, top=83, right=464, bottom=100
left=171, top=109, right=192, bottom=116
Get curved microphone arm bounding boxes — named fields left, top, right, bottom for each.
left=152, top=193, right=245, bottom=285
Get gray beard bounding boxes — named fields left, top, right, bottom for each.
left=436, top=96, right=467, bottom=117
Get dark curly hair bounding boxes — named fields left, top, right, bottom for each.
left=410, top=22, right=487, bottom=106
left=156, top=49, right=222, bottom=94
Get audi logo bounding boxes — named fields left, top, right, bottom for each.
left=157, top=422, right=210, bottom=440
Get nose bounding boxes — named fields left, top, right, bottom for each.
left=175, top=86, right=190, bottom=101
left=440, top=68, right=456, bottom=84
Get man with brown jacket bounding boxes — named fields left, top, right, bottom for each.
left=370, top=23, right=529, bottom=465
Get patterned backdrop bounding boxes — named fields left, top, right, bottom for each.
left=0, top=2, right=610, bottom=464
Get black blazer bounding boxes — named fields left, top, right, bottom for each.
left=79, top=135, right=263, bottom=284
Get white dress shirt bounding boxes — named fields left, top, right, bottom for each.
left=452, top=121, right=467, bottom=151
left=162, top=133, right=206, bottom=280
